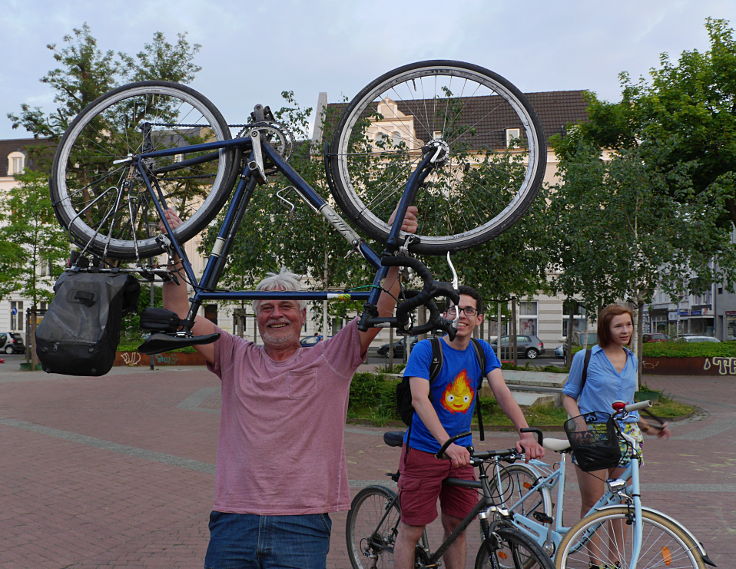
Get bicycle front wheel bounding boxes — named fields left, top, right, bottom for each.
left=554, top=507, right=706, bottom=569
left=51, top=81, right=238, bottom=259
left=490, top=463, right=553, bottom=520
left=346, top=485, right=402, bottom=569
left=475, top=525, right=555, bottom=569
left=327, top=60, right=546, bottom=254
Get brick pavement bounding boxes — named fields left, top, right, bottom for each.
left=0, top=364, right=733, bottom=568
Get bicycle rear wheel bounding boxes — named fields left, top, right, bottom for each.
left=554, top=507, right=705, bottom=569
left=327, top=60, right=546, bottom=254
left=475, top=525, right=555, bottom=569
left=346, top=485, right=401, bottom=569
left=50, top=81, right=238, bottom=259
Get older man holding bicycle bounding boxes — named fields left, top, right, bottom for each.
left=162, top=207, right=417, bottom=569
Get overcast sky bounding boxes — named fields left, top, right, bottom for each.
left=2, top=0, right=734, bottom=140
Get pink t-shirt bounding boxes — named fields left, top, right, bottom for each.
left=206, top=319, right=364, bottom=515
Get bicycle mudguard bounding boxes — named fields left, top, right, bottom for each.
left=592, top=505, right=715, bottom=566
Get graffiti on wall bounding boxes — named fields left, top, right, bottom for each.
left=703, top=357, right=736, bottom=375
left=120, top=351, right=142, bottom=366
left=154, top=353, right=177, bottom=365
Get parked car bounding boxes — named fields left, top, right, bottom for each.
left=643, top=332, right=670, bottom=342
left=0, top=331, right=25, bottom=354
left=300, top=334, right=323, bottom=347
left=675, top=335, right=720, bottom=343
left=490, top=335, right=544, bottom=359
left=377, top=336, right=418, bottom=358
left=554, top=330, right=600, bottom=358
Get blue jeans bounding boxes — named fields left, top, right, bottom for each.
left=204, top=511, right=332, bottom=569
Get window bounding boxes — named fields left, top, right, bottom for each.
left=505, top=128, right=521, bottom=148
left=39, top=258, right=53, bottom=277
left=391, top=131, right=402, bottom=146
left=518, top=301, right=537, bottom=336
left=374, top=132, right=389, bottom=146
left=8, top=151, right=25, bottom=175
left=204, top=304, right=218, bottom=325
left=562, top=300, right=587, bottom=336
left=11, top=301, right=24, bottom=331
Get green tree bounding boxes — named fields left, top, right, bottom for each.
left=8, top=23, right=201, bottom=140
left=573, top=18, right=736, bottom=230
left=0, top=170, right=69, bottom=305
left=547, top=18, right=736, bottom=321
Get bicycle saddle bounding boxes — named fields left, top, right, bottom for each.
left=137, top=332, right=220, bottom=355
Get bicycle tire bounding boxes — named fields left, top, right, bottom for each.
left=554, top=507, right=706, bottom=569
left=50, top=81, right=238, bottom=259
left=346, top=485, right=402, bottom=569
left=327, top=60, right=546, bottom=255
left=474, top=525, right=555, bottom=569
left=490, top=463, right=553, bottom=521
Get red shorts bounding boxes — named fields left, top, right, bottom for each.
left=397, top=445, right=478, bottom=526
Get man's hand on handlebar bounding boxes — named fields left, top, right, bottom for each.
left=517, top=430, right=545, bottom=460
left=443, top=442, right=471, bottom=468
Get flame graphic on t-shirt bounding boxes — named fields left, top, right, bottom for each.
left=440, top=371, right=474, bottom=414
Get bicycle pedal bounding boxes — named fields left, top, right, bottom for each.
left=532, top=512, right=553, bottom=524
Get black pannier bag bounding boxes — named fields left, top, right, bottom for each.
left=36, top=271, right=140, bottom=376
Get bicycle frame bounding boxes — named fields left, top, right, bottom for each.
left=497, top=424, right=711, bottom=568
left=116, top=125, right=454, bottom=340
left=421, top=477, right=505, bottom=564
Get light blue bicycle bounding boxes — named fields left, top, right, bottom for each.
left=491, top=401, right=715, bottom=569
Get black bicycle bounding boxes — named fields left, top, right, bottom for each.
left=49, top=60, right=546, bottom=351
left=346, top=431, right=554, bottom=569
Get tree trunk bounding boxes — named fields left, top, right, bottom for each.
left=511, top=297, right=518, bottom=366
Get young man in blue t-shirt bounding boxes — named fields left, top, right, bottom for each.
left=393, top=285, right=545, bottom=569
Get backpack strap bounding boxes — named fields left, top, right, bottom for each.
left=580, top=347, right=592, bottom=392
left=429, top=337, right=443, bottom=381
left=471, top=338, right=486, bottom=441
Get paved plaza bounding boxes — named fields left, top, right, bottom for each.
left=1, top=362, right=733, bottom=568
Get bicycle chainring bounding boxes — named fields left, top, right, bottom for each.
left=236, top=121, right=294, bottom=163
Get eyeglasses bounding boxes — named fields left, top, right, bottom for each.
left=446, top=305, right=478, bottom=317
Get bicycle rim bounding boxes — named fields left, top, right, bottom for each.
left=51, top=81, right=237, bottom=260
left=346, top=485, right=401, bottom=569
left=328, top=60, right=546, bottom=255
left=554, top=507, right=705, bottom=569
left=475, top=526, right=555, bottom=569
left=491, top=463, right=552, bottom=519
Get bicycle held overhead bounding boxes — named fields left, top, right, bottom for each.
left=47, top=60, right=547, bottom=355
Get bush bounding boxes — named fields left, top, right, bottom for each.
left=347, top=372, right=398, bottom=425
left=643, top=341, right=736, bottom=358
left=346, top=373, right=694, bottom=427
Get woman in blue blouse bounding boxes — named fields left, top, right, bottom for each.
left=562, top=304, right=671, bottom=519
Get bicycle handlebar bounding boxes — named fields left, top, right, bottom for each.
left=613, top=400, right=652, bottom=413
left=614, top=399, right=668, bottom=431
left=435, top=431, right=472, bottom=459
left=380, top=255, right=459, bottom=339
left=434, top=431, right=527, bottom=465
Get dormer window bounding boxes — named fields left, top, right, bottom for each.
left=505, top=128, right=521, bottom=148
left=8, top=151, right=25, bottom=175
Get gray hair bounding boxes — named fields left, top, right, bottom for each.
left=253, top=268, right=307, bottom=311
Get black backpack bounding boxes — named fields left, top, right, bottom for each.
left=396, top=336, right=487, bottom=441
left=36, top=271, right=140, bottom=376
